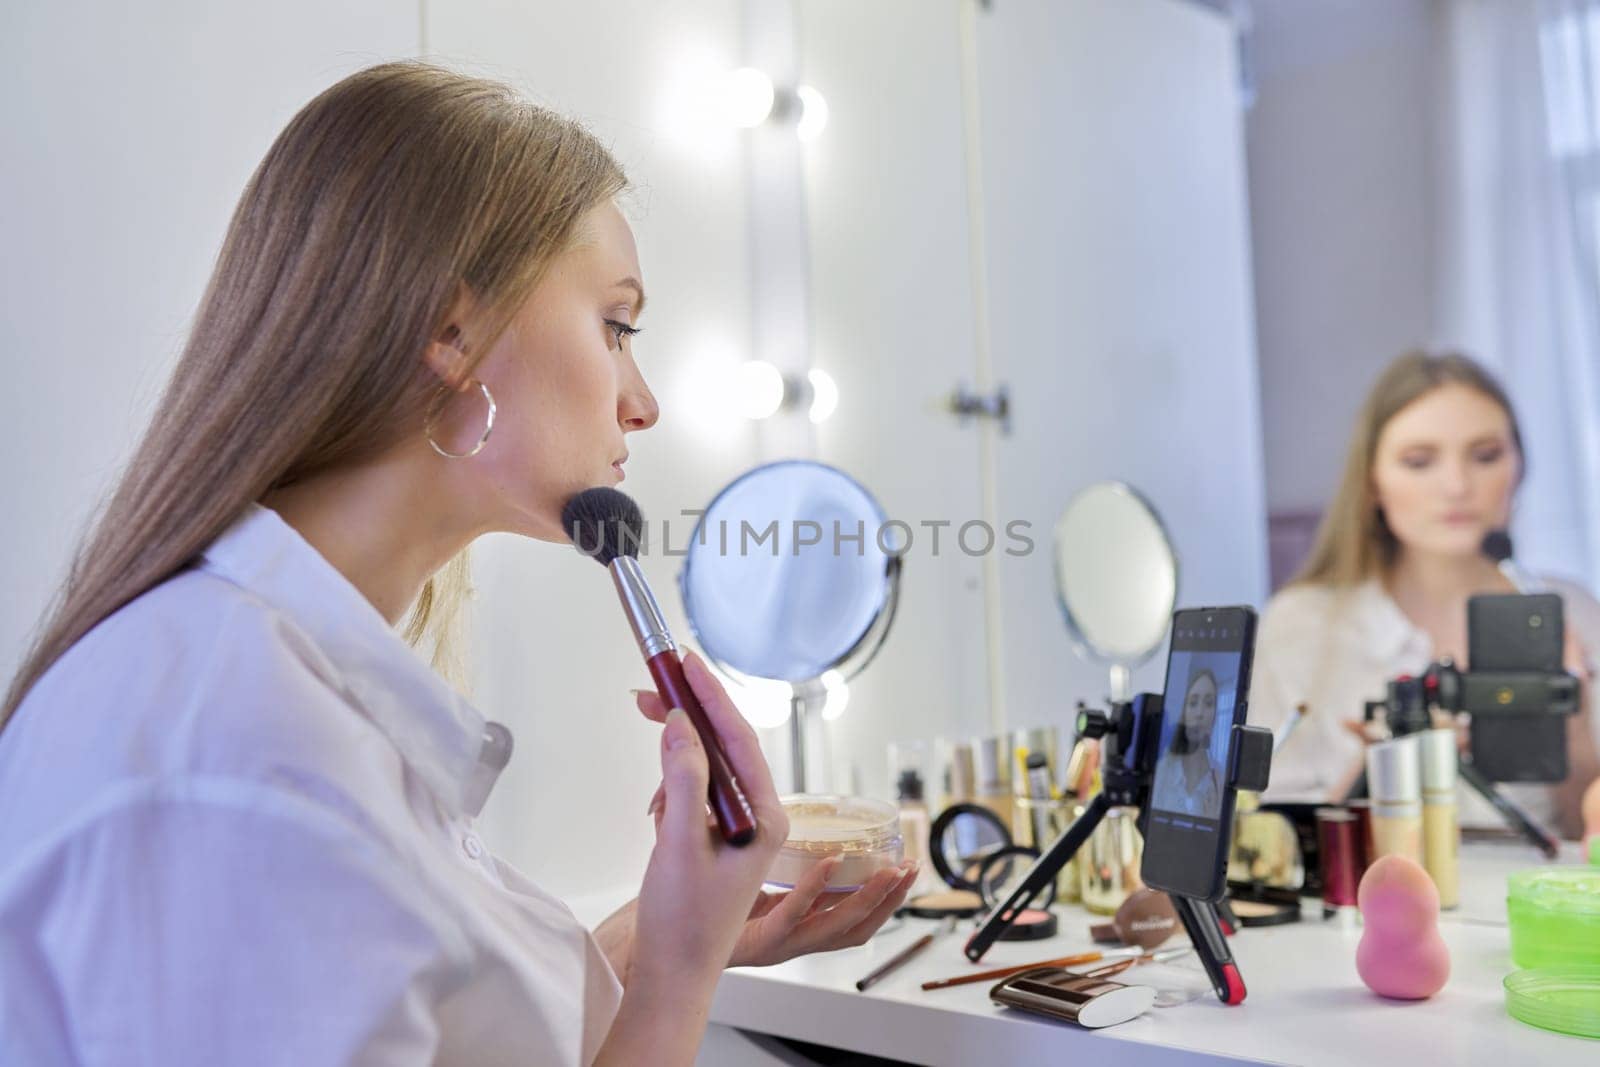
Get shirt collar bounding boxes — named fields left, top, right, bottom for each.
left=1351, top=577, right=1433, bottom=665
left=199, top=503, right=511, bottom=818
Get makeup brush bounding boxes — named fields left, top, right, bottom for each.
left=563, top=488, right=757, bottom=846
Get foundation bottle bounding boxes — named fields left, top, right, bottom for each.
left=1418, top=728, right=1460, bottom=909
left=1366, top=735, right=1423, bottom=866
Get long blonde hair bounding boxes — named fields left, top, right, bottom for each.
left=2, top=61, right=626, bottom=729
left=1293, top=350, right=1524, bottom=588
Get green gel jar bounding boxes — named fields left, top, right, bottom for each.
left=1507, top=867, right=1600, bottom=968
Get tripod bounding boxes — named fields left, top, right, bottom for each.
left=1349, top=670, right=1568, bottom=859
left=964, top=693, right=1272, bottom=1006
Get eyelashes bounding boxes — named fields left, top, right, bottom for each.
left=604, top=319, right=642, bottom=348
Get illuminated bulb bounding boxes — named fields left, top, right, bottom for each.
left=735, top=360, right=786, bottom=420
left=736, top=675, right=794, bottom=729
left=820, top=669, right=850, bottom=721
left=796, top=85, right=829, bottom=141
left=807, top=368, right=839, bottom=423
left=723, top=67, right=775, bottom=128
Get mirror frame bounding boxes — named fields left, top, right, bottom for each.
left=1051, top=480, right=1180, bottom=672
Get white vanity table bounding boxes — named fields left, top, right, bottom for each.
left=571, top=841, right=1595, bottom=1066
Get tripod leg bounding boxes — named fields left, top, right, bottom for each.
left=1172, top=896, right=1246, bottom=1005
left=1457, top=760, right=1560, bottom=859
left=965, top=792, right=1111, bottom=962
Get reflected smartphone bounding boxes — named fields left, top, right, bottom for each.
left=1140, top=606, right=1257, bottom=902
left=1468, top=593, right=1568, bottom=782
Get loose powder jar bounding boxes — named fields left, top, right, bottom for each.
left=767, top=795, right=904, bottom=892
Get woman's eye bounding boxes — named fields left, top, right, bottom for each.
left=1472, top=447, right=1505, bottom=464
left=1400, top=453, right=1433, bottom=470
left=603, top=318, right=641, bottom=349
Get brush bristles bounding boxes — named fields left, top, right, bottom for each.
left=563, top=488, right=646, bottom=567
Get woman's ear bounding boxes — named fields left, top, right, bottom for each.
left=423, top=325, right=470, bottom=390
left=423, top=287, right=481, bottom=390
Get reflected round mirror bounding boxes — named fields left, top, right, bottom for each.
left=679, top=460, right=899, bottom=684
left=1053, top=482, right=1178, bottom=697
left=929, top=803, right=1012, bottom=893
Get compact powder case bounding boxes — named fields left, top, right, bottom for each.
left=977, top=845, right=1060, bottom=942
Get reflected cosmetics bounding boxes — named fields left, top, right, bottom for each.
left=1419, top=728, right=1460, bottom=910
left=1366, top=735, right=1423, bottom=865
left=1316, top=808, right=1361, bottom=918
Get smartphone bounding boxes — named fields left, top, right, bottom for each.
left=1140, top=606, right=1257, bottom=902
left=1467, top=593, right=1568, bottom=782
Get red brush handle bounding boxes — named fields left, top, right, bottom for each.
left=647, top=649, right=757, bottom=846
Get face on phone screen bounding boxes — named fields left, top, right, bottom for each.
left=1141, top=607, right=1256, bottom=900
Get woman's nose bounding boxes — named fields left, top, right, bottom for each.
left=619, top=371, right=659, bottom=432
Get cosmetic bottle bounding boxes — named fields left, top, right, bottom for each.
left=975, top=735, right=1015, bottom=832
left=1366, top=735, right=1423, bottom=866
left=897, top=768, right=932, bottom=877
left=1418, top=728, right=1459, bottom=909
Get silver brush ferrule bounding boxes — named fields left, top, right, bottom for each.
left=610, top=556, right=678, bottom=660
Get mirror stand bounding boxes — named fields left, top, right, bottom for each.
left=786, top=678, right=830, bottom=793
left=1109, top=663, right=1132, bottom=704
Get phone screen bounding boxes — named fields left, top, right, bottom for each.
left=1140, top=606, right=1256, bottom=901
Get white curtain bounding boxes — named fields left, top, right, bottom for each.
left=1432, top=0, right=1600, bottom=589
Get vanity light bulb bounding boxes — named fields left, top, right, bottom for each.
left=807, top=368, right=839, bottom=424
left=820, top=669, right=850, bottom=721
left=737, top=674, right=794, bottom=729
left=723, top=67, right=775, bottom=128
left=735, top=360, right=786, bottom=420
left=796, top=85, right=829, bottom=142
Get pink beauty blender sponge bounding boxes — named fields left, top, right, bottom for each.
left=1355, top=854, right=1450, bottom=999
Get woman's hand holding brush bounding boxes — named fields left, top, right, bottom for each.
left=634, top=652, right=918, bottom=968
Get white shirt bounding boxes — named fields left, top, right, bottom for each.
left=0, top=504, right=622, bottom=1066
left=1249, top=575, right=1600, bottom=829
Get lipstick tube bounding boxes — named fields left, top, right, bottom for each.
left=611, top=556, right=757, bottom=846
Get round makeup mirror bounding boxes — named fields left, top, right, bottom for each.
left=679, top=460, right=903, bottom=790
left=929, top=803, right=1012, bottom=893
left=1053, top=482, right=1178, bottom=700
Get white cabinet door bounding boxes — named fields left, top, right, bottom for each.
left=799, top=0, right=996, bottom=800
left=974, top=0, right=1269, bottom=724
left=798, top=0, right=1268, bottom=798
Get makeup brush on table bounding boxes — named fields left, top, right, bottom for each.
left=563, top=487, right=757, bottom=846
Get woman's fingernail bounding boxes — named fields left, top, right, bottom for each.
left=665, top=708, right=694, bottom=748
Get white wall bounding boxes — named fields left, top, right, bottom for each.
left=1246, top=0, right=1437, bottom=514
left=0, top=0, right=419, bottom=684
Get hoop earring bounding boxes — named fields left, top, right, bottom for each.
left=424, top=379, right=497, bottom=459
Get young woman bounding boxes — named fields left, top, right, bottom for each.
left=1153, top=669, right=1223, bottom=818
left=1250, top=351, right=1600, bottom=838
left=0, top=63, right=915, bottom=1065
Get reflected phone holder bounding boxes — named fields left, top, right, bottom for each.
left=1350, top=663, right=1577, bottom=859
left=965, top=692, right=1273, bottom=1006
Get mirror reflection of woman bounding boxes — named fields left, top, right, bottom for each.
left=1154, top=669, right=1223, bottom=817
left=0, top=63, right=915, bottom=1065
left=1250, top=352, right=1600, bottom=838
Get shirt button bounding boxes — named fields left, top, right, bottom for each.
left=462, top=834, right=484, bottom=860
